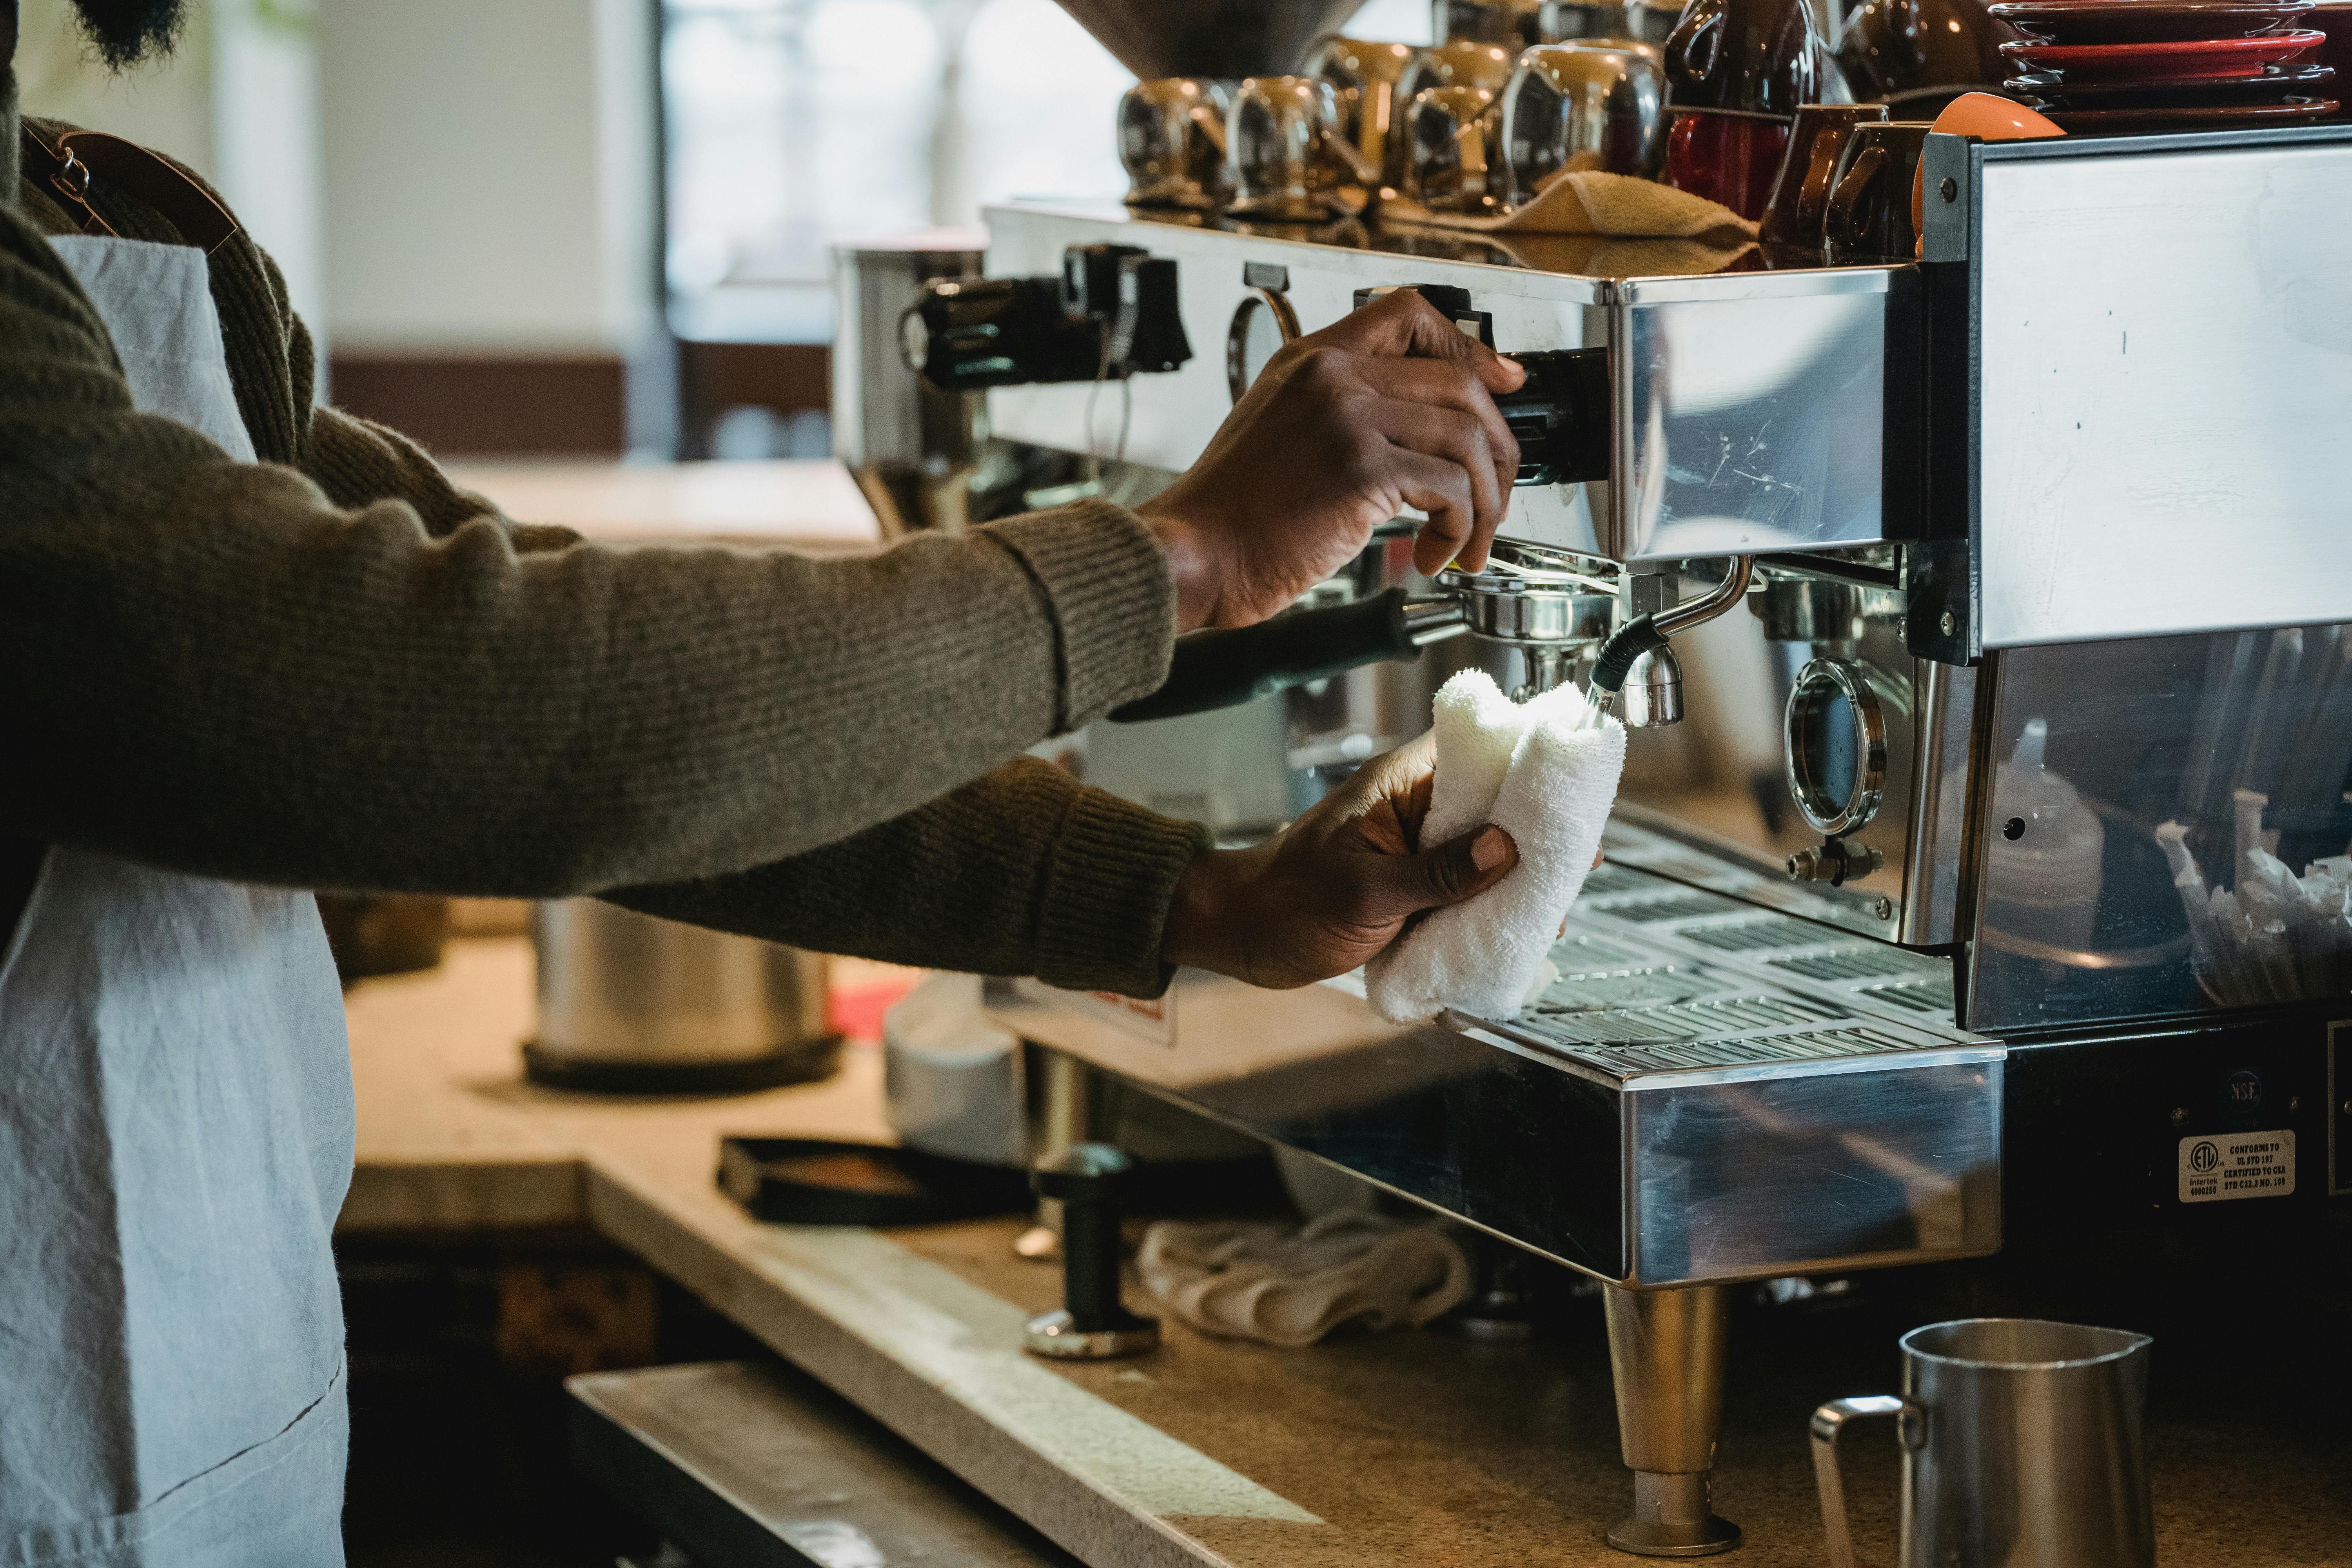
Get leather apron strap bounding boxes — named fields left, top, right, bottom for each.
left=18, top=122, right=240, bottom=253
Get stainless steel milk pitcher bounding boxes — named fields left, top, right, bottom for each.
left=1811, top=1318, right=2155, bottom=1568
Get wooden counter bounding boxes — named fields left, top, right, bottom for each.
left=345, top=939, right=2352, bottom=1568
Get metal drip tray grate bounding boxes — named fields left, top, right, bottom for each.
left=1579, top=864, right=1653, bottom=898
left=1602, top=892, right=1744, bottom=924
left=1551, top=933, right=1649, bottom=975
left=1524, top=993, right=1838, bottom=1045
left=1675, top=919, right=1818, bottom=953
left=1770, top=947, right=1919, bottom=982
left=1859, top=980, right=1958, bottom=1016
left=1536, top=969, right=1710, bottom=1012
left=1515, top=1020, right=1928, bottom=1075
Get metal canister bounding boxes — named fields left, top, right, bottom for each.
left=526, top=899, right=837, bottom=1094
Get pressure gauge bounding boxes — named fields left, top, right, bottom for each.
left=1783, top=658, right=1888, bottom=837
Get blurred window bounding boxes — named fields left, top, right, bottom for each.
left=660, top=0, right=1131, bottom=343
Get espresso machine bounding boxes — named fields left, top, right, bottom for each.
left=834, top=1, right=2352, bottom=1553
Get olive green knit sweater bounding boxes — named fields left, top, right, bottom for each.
left=0, top=67, right=1208, bottom=996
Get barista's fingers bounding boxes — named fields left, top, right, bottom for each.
left=1363, top=825, right=1518, bottom=918
left=1363, top=359, right=1520, bottom=499
left=1378, top=409, right=1504, bottom=574
left=1325, top=290, right=1528, bottom=394
left=1381, top=403, right=1503, bottom=526
left=1385, top=447, right=1479, bottom=577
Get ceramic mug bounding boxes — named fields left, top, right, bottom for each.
left=1822, top=120, right=1933, bottom=263
left=1758, top=102, right=1887, bottom=248
left=1227, top=76, right=1359, bottom=221
left=1305, top=35, right=1420, bottom=189
left=1503, top=42, right=1671, bottom=199
left=1665, top=106, right=1793, bottom=221
left=1405, top=84, right=1508, bottom=214
left=1118, top=77, right=1231, bottom=210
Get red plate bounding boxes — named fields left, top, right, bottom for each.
left=2007, top=60, right=2333, bottom=98
left=1988, top=0, right=2312, bottom=45
left=2003, top=28, right=2326, bottom=76
left=2043, top=93, right=2337, bottom=124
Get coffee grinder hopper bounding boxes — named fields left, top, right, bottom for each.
left=1050, top=0, right=1369, bottom=78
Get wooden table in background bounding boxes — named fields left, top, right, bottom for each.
left=445, top=459, right=882, bottom=553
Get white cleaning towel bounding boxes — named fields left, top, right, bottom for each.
left=1136, top=1212, right=1472, bottom=1348
left=1365, top=670, right=1627, bottom=1024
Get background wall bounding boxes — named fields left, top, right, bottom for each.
left=316, top=0, right=652, bottom=357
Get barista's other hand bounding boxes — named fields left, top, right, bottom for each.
left=1139, top=289, right=1526, bottom=632
left=1159, top=734, right=1517, bottom=989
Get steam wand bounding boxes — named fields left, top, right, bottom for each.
left=1587, top=557, right=1755, bottom=728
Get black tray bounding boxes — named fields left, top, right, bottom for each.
left=716, top=1136, right=1034, bottom=1227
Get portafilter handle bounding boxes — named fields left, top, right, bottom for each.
left=1107, top=587, right=1467, bottom=723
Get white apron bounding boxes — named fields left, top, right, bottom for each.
left=0, top=236, right=352, bottom=1567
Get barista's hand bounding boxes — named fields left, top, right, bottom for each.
left=1140, top=290, right=1526, bottom=632
left=1160, top=734, right=1517, bottom=989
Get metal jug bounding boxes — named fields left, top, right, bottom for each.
left=527, top=899, right=837, bottom=1094
left=1812, top=1318, right=2156, bottom=1568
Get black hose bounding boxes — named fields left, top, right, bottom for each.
left=1590, top=613, right=1670, bottom=695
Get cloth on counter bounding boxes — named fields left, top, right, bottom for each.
left=1365, top=670, right=1626, bottom=1025
left=1379, top=171, right=1758, bottom=272
left=1388, top=169, right=1757, bottom=237
left=1138, top=1212, right=1473, bottom=1348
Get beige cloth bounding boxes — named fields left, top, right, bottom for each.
left=1137, top=1212, right=1473, bottom=1348
left=1381, top=170, right=1758, bottom=274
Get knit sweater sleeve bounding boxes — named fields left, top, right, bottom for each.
left=612, top=759, right=1212, bottom=997
left=0, top=198, right=1197, bottom=991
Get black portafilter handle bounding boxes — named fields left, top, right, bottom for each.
left=1109, top=588, right=1461, bottom=724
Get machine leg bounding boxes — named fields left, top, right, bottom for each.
left=1602, top=1283, right=1741, bottom=1557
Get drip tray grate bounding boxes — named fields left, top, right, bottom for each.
left=1600, top=892, right=1743, bottom=924
left=1677, top=918, right=1821, bottom=953
left=1769, top=947, right=1919, bottom=982
left=1524, top=993, right=1838, bottom=1045
left=1516, top=1021, right=1927, bottom=1075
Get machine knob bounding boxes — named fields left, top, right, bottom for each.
left=1024, top=1144, right=1160, bottom=1360
left=1786, top=838, right=1885, bottom=886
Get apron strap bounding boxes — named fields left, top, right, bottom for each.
left=18, top=123, right=242, bottom=254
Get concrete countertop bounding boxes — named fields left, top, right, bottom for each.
left=344, top=938, right=2352, bottom=1568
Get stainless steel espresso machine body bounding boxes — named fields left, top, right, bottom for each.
left=838, top=49, right=2352, bottom=1550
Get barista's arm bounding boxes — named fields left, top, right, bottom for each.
left=0, top=205, right=1172, bottom=898
left=608, top=760, right=1209, bottom=996
left=613, top=740, right=1517, bottom=999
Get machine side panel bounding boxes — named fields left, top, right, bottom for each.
left=1619, top=289, right=1895, bottom=561
left=994, top=975, right=1631, bottom=1278
left=978, top=204, right=1905, bottom=563
left=1975, top=138, right=2352, bottom=647
left=1622, top=1059, right=2004, bottom=1286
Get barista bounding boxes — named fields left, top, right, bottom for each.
left=0, top=3, right=1528, bottom=1562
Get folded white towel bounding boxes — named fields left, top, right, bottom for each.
left=1136, top=1212, right=1472, bottom=1348
left=1365, top=670, right=1627, bottom=1024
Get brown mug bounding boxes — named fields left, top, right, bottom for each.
left=1759, top=103, right=1887, bottom=249
left=1822, top=121, right=1933, bottom=263
left=1405, top=84, right=1507, bottom=214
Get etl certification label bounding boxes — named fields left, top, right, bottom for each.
left=2178, top=1131, right=2296, bottom=1203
